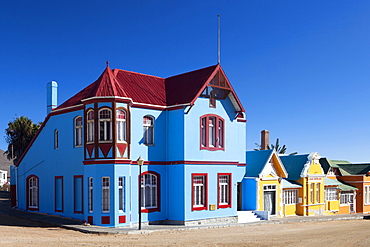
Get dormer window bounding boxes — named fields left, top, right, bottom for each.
left=87, top=110, right=94, bottom=143
left=116, top=109, right=126, bottom=143
left=99, top=109, right=112, bottom=142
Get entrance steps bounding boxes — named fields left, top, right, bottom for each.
left=237, top=211, right=262, bottom=223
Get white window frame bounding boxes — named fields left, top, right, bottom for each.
left=325, top=187, right=338, bottom=201
left=102, top=177, right=110, bottom=213
left=99, top=109, right=112, bottom=142
left=365, top=185, right=370, bottom=205
left=143, top=115, right=154, bottom=145
left=141, top=173, right=158, bottom=209
left=87, top=110, right=95, bottom=143
left=88, top=177, right=93, bottom=213
left=316, top=183, right=321, bottom=203
left=116, top=109, right=127, bottom=143
left=218, top=174, right=230, bottom=207
left=310, top=183, right=315, bottom=204
left=74, top=116, right=83, bottom=147
left=192, top=175, right=207, bottom=209
left=340, top=191, right=353, bottom=205
left=118, top=177, right=125, bottom=212
left=28, top=176, right=38, bottom=209
left=284, top=189, right=298, bottom=205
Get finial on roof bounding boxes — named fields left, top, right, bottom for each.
left=106, top=60, right=109, bottom=68
left=217, top=15, right=221, bottom=64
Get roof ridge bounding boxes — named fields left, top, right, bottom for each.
left=165, top=64, right=218, bottom=80
left=112, top=68, right=164, bottom=80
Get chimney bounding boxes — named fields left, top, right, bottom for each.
left=46, top=81, right=58, bottom=114
left=261, top=130, right=269, bottom=150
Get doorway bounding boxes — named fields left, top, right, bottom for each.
left=263, top=185, right=276, bottom=215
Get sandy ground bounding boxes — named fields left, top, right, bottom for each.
left=0, top=215, right=369, bottom=247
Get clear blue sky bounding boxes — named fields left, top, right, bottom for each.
left=1, top=1, right=370, bottom=162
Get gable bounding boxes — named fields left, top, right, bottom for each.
left=246, top=150, right=287, bottom=179
left=260, top=160, right=279, bottom=179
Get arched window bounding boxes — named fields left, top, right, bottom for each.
left=27, top=175, right=39, bottom=211
left=143, top=115, right=154, bottom=145
left=116, top=109, right=126, bottom=142
left=140, top=172, right=159, bottom=212
left=54, top=129, right=58, bottom=149
left=74, top=116, right=82, bottom=147
left=99, top=109, right=112, bottom=142
left=200, top=115, right=224, bottom=151
left=87, top=110, right=94, bottom=143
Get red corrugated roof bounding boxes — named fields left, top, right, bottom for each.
left=55, top=64, right=244, bottom=111
left=165, top=65, right=218, bottom=106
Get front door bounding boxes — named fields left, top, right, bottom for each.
left=264, top=190, right=276, bottom=215
left=349, top=193, right=355, bottom=213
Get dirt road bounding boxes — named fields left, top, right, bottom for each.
left=0, top=213, right=369, bottom=246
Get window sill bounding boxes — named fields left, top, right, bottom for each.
left=141, top=208, right=159, bottom=213
left=99, top=141, right=113, bottom=143
left=200, top=146, right=224, bottom=151
left=218, top=204, right=231, bottom=209
left=74, top=145, right=83, bottom=148
left=192, top=206, right=207, bottom=211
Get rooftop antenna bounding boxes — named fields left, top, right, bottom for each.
left=217, top=15, right=221, bottom=64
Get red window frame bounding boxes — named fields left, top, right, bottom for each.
left=200, top=114, right=225, bottom=151
left=139, top=171, right=160, bottom=213
left=73, top=175, right=84, bottom=214
left=217, top=173, right=232, bottom=209
left=54, top=176, right=64, bottom=212
left=26, top=175, right=39, bottom=211
left=191, top=173, right=208, bottom=211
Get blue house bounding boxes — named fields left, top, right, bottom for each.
left=11, top=64, right=247, bottom=227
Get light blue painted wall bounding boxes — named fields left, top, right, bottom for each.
left=182, top=164, right=245, bottom=221
left=129, top=108, right=166, bottom=162
left=17, top=110, right=85, bottom=220
left=166, top=109, right=185, bottom=161
left=184, top=97, right=246, bottom=163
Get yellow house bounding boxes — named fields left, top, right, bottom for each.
left=244, top=150, right=288, bottom=218
left=280, top=153, right=325, bottom=216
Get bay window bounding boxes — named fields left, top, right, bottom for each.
left=87, top=110, right=94, bottom=143
left=99, top=109, right=112, bottom=142
left=116, top=109, right=126, bottom=142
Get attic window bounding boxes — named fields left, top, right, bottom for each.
left=209, top=90, right=216, bottom=108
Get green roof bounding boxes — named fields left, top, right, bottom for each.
left=279, top=154, right=310, bottom=181
left=282, top=179, right=302, bottom=189
left=324, top=177, right=342, bottom=186
left=319, top=158, right=351, bottom=173
left=324, top=177, right=358, bottom=191
left=337, top=163, right=370, bottom=175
